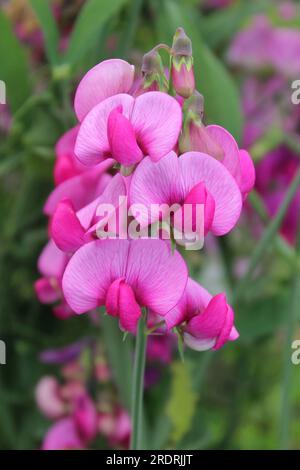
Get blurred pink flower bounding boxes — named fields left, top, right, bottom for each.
left=255, top=147, right=300, bottom=245
left=42, top=417, right=85, bottom=450
left=35, top=376, right=65, bottom=420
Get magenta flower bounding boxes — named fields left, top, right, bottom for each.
left=34, top=240, right=73, bottom=319
left=129, top=151, right=242, bottom=238
left=73, top=393, right=98, bottom=442
left=75, top=91, right=182, bottom=167
left=44, top=158, right=113, bottom=216
left=228, top=16, right=300, bottom=77
left=74, top=59, right=135, bottom=122
left=181, top=122, right=255, bottom=200
left=62, top=239, right=188, bottom=333
left=50, top=174, right=127, bottom=253
left=164, top=278, right=238, bottom=350
left=54, top=125, right=85, bottom=185
left=42, top=417, right=85, bottom=450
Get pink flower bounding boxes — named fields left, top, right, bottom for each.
left=42, top=417, right=85, bottom=450
left=164, top=278, right=238, bottom=350
left=98, top=408, right=131, bottom=448
left=35, top=376, right=65, bottom=420
left=180, top=122, right=255, bottom=199
left=129, top=151, right=242, bottom=238
left=228, top=16, right=300, bottom=77
left=34, top=240, right=73, bottom=319
left=62, top=239, right=188, bottom=333
left=75, top=91, right=182, bottom=167
left=44, top=158, right=113, bottom=216
left=54, top=126, right=87, bottom=185
left=73, top=393, right=98, bottom=442
left=255, top=147, right=300, bottom=245
left=50, top=174, right=127, bottom=253
left=74, top=59, right=135, bottom=122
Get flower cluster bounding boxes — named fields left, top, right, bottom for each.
left=35, top=28, right=255, bottom=354
left=35, top=340, right=130, bottom=450
left=35, top=334, right=175, bottom=450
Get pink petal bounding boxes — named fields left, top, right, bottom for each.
left=183, top=333, right=216, bottom=351
left=105, top=278, right=124, bottom=317
left=126, top=239, right=188, bottom=316
left=213, top=304, right=234, bottom=350
left=131, top=92, right=182, bottom=161
left=180, top=152, right=242, bottom=235
left=34, top=277, right=59, bottom=304
left=89, top=173, right=127, bottom=237
left=185, top=293, right=237, bottom=350
left=108, top=106, right=143, bottom=165
left=62, top=240, right=129, bottom=313
left=183, top=182, right=215, bottom=235
left=118, top=282, right=142, bottom=333
left=164, top=278, right=211, bottom=329
left=129, top=152, right=184, bottom=228
left=54, top=125, right=83, bottom=185
left=51, top=199, right=91, bottom=253
left=53, top=301, right=74, bottom=320
left=44, top=159, right=114, bottom=215
left=38, top=240, right=69, bottom=280
left=73, top=393, right=98, bottom=442
left=75, top=94, right=134, bottom=166
left=35, top=377, right=65, bottom=420
left=74, top=59, right=135, bottom=121
left=238, top=149, right=256, bottom=198
left=186, top=293, right=229, bottom=338
left=206, top=125, right=241, bottom=181
left=42, top=418, right=84, bottom=450
left=62, top=239, right=188, bottom=317
left=229, top=325, right=240, bottom=341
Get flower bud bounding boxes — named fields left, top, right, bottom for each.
left=171, top=28, right=195, bottom=98
left=140, top=49, right=168, bottom=93
left=179, top=92, right=224, bottom=161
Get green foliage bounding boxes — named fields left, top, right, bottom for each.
left=0, top=12, right=31, bottom=112
left=63, top=0, right=128, bottom=65
left=30, top=0, right=60, bottom=65
left=166, top=361, right=198, bottom=444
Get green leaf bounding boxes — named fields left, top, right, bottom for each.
left=101, top=314, right=132, bottom=411
left=233, top=169, right=300, bottom=304
left=64, top=0, right=128, bottom=65
left=30, top=0, right=60, bottom=65
left=166, top=361, right=197, bottom=444
left=0, top=12, right=31, bottom=112
left=158, top=0, right=243, bottom=141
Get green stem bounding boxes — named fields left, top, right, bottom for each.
left=233, top=169, right=300, bottom=303
left=130, top=313, right=147, bottom=450
left=279, top=225, right=300, bottom=449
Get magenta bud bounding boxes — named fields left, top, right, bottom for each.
left=171, top=28, right=195, bottom=98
